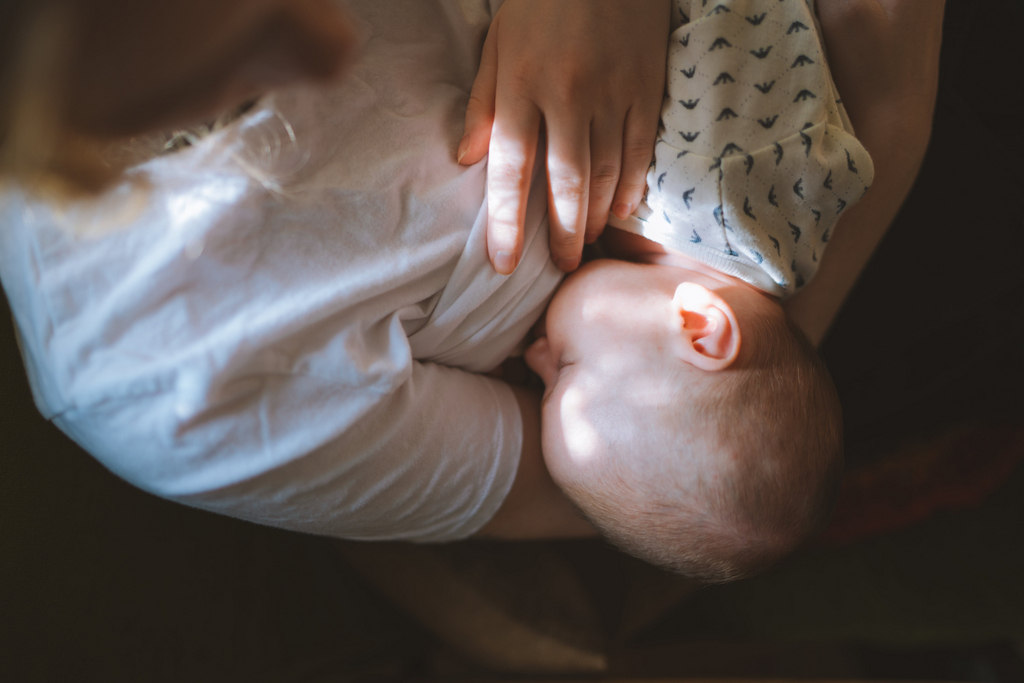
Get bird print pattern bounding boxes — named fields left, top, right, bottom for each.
left=610, top=0, right=874, bottom=297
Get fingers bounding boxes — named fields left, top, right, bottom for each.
left=584, top=118, right=623, bottom=244
left=612, top=104, right=659, bottom=222
left=545, top=113, right=591, bottom=272
left=459, top=28, right=498, bottom=166
left=487, top=96, right=541, bottom=274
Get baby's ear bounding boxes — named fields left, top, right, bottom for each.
left=672, top=282, right=741, bottom=371
left=524, top=336, right=560, bottom=387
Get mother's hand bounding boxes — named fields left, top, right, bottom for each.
left=458, top=0, right=670, bottom=275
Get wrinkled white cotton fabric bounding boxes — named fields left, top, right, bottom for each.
left=0, top=0, right=558, bottom=542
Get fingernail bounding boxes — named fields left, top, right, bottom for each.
left=612, top=202, right=632, bottom=220
left=494, top=250, right=516, bottom=274
left=457, top=135, right=471, bottom=164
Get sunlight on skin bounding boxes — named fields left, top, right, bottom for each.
left=486, top=118, right=591, bottom=273
left=557, top=382, right=601, bottom=464
left=486, top=112, right=536, bottom=273
left=546, top=145, right=588, bottom=263
left=551, top=187, right=585, bottom=238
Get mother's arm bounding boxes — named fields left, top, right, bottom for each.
left=784, top=0, right=946, bottom=345
left=475, top=386, right=596, bottom=538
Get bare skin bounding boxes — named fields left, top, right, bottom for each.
left=458, top=0, right=671, bottom=275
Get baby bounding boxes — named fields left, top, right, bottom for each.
left=520, top=0, right=872, bottom=581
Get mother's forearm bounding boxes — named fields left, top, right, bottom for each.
left=784, top=104, right=934, bottom=346
left=474, top=385, right=597, bottom=539
left=784, top=0, right=945, bottom=345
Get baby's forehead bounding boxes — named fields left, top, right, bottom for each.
left=553, top=259, right=656, bottom=309
left=563, top=258, right=639, bottom=283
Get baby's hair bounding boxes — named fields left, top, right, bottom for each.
left=685, top=308, right=843, bottom=580
left=561, top=305, right=843, bottom=583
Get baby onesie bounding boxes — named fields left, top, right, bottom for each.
left=610, top=0, right=874, bottom=297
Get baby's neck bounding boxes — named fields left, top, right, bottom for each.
left=601, top=227, right=756, bottom=292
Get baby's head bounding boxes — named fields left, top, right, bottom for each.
left=526, top=259, right=842, bottom=582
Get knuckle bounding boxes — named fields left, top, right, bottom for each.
left=550, top=232, right=583, bottom=252
left=551, top=79, right=584, bottom=105
left=550, top=176, right=587, bottom=204
left=614, top=182, right=646, bottom=203
left=615, top=172, right=647, bottom=191
left=622, top=136, right=655, bottom=165
left=589, top=164, right=620, bottom=193
left=489, top=163, right=530, bottom=191
left=488, top=220, right=520, bottom=247
left=612, top=173, right=647, bottom=201
left=506, top=62, right=539, bottom=96
left=487, top=197, right=525, bottom=242
left=586, top=206, right=610, bottom=229
left=548, top=63, right=588, bottom=104
left=465, top=94, right=489, bottom=114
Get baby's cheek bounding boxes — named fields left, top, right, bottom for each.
left=545, top=380, right=606, bottom=482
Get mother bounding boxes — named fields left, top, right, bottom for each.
left=0, top=0, right=942, bottom=546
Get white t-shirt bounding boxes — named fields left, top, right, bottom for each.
left=0, top=0, right=560, bottom=541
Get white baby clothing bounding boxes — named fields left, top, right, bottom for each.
left=0, top=0, right=552, bottom=542
left=610, top=0, right=874, bottom=297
